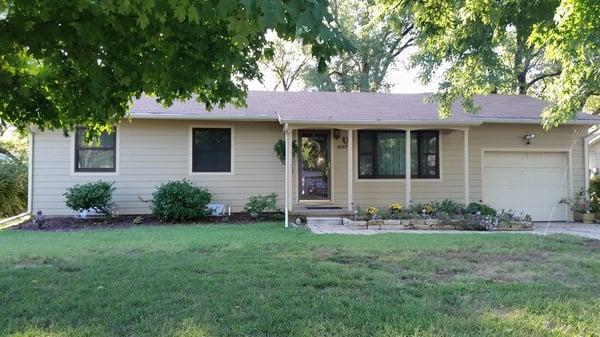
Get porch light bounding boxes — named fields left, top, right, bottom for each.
left=523, top=134, right=535, bottom=145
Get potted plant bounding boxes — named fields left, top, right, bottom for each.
left=562, top=188, right=594, bottom=223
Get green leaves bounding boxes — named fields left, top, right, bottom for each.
left=0, top=0, right=346, bottom=133
left=394, top=0, right=598, bottom=127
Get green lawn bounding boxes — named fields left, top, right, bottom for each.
left=1, top=224, right=599, bottom=337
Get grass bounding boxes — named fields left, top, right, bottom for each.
left=1, top=223, right=599, bottom=337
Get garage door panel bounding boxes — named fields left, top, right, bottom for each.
left=525, top=153, right=565, bottom=168
left=483, top=151, right=567, bottom=222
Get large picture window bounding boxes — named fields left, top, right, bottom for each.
left=192, top=128, right=232, bottom=173
left=74, top=128, right=116, bottom=172
left=358, top=130, right=439, bottom=179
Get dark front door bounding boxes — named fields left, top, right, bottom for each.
left=298, top=130, right=331, bottom=201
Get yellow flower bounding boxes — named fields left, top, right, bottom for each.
left=366, top=207, right=380, bottom=215
left=389, top=203, right=403, bottom=213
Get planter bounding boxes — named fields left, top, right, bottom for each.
left=350, top=220, right=368, bottom=230
left=573, top=211, right=583, bottom=222
left=367, top=219, right=383, bottom=230
left=381, top=220, right=407, bottom=230
left=413, top=218, right=426, bottom=226
left=436, top=223, right=456, bottom=230
left=424, top=219, right=440, bottom=226
left=496, top=221, right=534, bottom=231
left=582, top=212, right=595, bottom=224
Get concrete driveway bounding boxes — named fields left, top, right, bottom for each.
left=532, top=222, right=600, bottom=240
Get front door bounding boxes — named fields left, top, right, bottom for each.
left=298, top=130, right=331, bottom=201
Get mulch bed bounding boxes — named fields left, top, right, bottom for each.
left=16, top=212, right=273, bottom=231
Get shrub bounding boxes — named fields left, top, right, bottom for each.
left=150, top=180, right=212, bottom=221
left=430, top=199, right=465, bottom=216
left=64, top=181, right=115, bottom=215
left=465, top=202, right=497, bottom=217
left=0, top=159, right=28, bottom=217
left=244, top=193, right=280, bottom=217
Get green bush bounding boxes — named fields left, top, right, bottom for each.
left=465, top=202, right=497, bottom=217
left=64, top=181, right=115, bottom=215
left=430, top=199, right=465, bottom=216
left=589, top=176, right=600, bottom=212
left=244, top=193, right=280, bottom=218
left=0, top=159, right=28, bottom=217
left=150, top=180, right=212, bottom=221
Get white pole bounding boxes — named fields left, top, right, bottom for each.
left=347, top=129, right=353, bottom=211
left=464, top=129, right=470, bottom=205
left=27, top=129, right=34, bottom=214
left=584, top=134, right=590, bottom=191
left=284, top=124, right=290, bottom=227
left=405, top=129, right=411, bottom=207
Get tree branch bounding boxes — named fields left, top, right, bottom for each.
left=526, top=70, right=562, bottom=88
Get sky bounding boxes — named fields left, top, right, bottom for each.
left=248, top=50, right=439, bottom=93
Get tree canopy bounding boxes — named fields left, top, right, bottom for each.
left=0, top=0, right=346, bottom=133
left=303, top=0, right=414, bottom=92
left=388, top=0, right=599, bottom=127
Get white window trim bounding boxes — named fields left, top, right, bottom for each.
left=353, top=129, right=444, bottom=183
left=188, top=124, right=235, bottom=176
left=71, top=126, right=120, bottom=176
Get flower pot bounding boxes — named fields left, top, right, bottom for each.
left=582, top=212, right=595, bottom=224
left=573, top=211, right=583, bottom=222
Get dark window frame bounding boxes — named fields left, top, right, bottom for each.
left=357, top=130, right=439, bottom=179
left=74, top=127, right=117, bottom=173
left=191, top=127, right=233, bottom=173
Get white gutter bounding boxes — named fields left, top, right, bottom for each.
left=27, top=129, right=34, bottom=214
left=478, top=118, right=598, bottom=125
left=277, top=119, right=483, bottom=126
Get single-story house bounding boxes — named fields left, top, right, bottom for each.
left=27, top=91, right=599, bottom=223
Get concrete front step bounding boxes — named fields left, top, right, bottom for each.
left=306, top=217, right=343, bottom=226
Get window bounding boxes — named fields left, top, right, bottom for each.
left=358, top=130, right=439, bottom=179
left=74, top=128, right=116, bottom=172
left=192, top=128, right=232, bottom=172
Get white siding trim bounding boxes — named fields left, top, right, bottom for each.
left=70, top=126, right=120, bottom=176
left=188, top=124, right=235, bottom=176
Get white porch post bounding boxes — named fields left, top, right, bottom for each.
left=347, top=129, right=353, bottom=211
left=284, top=124, right=292, bottom=227
left=405, top=129, right=411, bottom=207
left=584, top=134, right=590, bottom=191
left=464, top=129, right=470, bottom=205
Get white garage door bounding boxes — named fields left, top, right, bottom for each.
left=483, top=151, right=568, bottom=221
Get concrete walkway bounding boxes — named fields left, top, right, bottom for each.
left=306, top=222, right=600, bottom=240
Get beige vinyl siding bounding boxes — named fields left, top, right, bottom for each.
left=32, top=120, right=285, bottom=215
left=344, top=124, right=586, bottom=209
left=32, top=120, right=587, bottom=216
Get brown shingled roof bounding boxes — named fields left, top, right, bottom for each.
left=130, top=91, right=599, bottom=125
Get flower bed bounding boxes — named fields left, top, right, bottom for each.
left=348, top=200, right=534, bottom=231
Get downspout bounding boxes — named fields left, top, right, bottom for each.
left=27, top=129, right=34, bottom=214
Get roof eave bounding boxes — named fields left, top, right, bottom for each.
left=130, top=113, right=278, bottom=122
left=278, top=119, right=482, bottom=126
left=480, top=118, right=599, bottom=125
